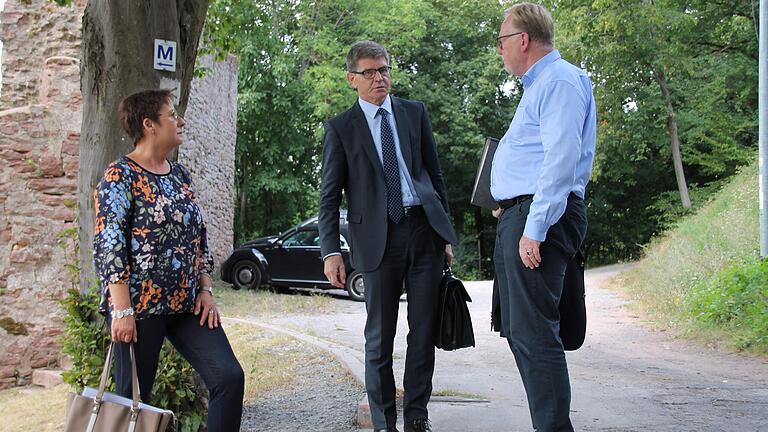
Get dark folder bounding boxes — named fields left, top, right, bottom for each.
left=470, top=137, right=500, bottom=209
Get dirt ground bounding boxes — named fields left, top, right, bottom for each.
left=262, top=264, right=768, bottom=431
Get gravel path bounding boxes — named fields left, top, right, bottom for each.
left=240, top=347, right=364, bottom=432
left=265, top=267, right=768, bottom=431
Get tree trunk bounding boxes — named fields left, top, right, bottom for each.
left=77, top=0, right=209, bottom=292
left=655, top=67, right=692, bottom=209
left=264, top=190, right=273, bottom=235
left=238, top=178, right=247, bottom=236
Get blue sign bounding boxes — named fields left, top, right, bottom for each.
left=154, top=39, right=177, bottom=72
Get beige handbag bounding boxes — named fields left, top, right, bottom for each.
left=65, top=342, right=175, bottom=432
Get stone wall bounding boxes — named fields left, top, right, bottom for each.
left=0, top=0, right=84, bottom=389
left=0, top=0, right=237, bottom=388
left=178, top=54, right=238, bottom=266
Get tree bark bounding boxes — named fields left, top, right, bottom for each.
left=238, top=176, right=247, bottom=235
left=655, top=66, right=692, bottom=209
left=77, top=0, right=209, bottom=292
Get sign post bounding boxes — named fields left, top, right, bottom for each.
left=760, top=0, right=767, bottom=257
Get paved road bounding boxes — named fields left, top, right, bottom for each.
left=262, top=265, right=768, bottom=431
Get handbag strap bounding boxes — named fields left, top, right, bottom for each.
left=89, top=342, right=141, bottom=432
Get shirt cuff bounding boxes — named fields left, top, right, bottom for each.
left=323, top=252, right=342, bottom=260
left=523, top=220, right=548, bottom=242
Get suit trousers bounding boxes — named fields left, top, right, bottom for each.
left=362, top=212, right=446, bottom=428
left=494, top=195, right=587, bottom=432
left=108, top=313, right=245, bottom=432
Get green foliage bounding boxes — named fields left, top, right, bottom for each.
left=60, top=288, right=111, bottom=389
left=613, top=161, right=761, bottom=352
left=206, top=0, right=758, bottom=272
left=556, top=0, right=758, bottom=264
left=206, top=0, right=510, bottom=273
left=686, top=259, right=768, bottom=351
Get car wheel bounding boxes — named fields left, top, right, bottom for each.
left=346, top=271, right=365, bottom=302
left=231, top=260, right=262, bottom=290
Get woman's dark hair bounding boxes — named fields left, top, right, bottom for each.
left=117, top=89, right=174, bottom=144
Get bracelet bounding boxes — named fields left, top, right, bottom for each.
left=111, top=307, right=134, bottom=320
left=199, top=286, right=213, bottom=296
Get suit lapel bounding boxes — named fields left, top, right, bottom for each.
left=391, top=97, right=414, bottom=173
left=351, top=102, right=385, bottom=179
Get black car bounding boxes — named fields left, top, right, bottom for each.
left=220, top=212, right=365, bottom=301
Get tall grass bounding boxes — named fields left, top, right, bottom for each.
left=609, top=161, right=765, bottom=352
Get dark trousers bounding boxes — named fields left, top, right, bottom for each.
left=109, top=313, right=244, bottom=432
left=494, top=195, right=587, bottom=432
left=363, top=212, right=446, bottom=429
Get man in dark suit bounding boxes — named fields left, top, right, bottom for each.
left=319, top=41, right=458, bottom=432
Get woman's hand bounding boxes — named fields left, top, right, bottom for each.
left=111, top=316, right=137, bottom=343
left=194, top=291, right=220, bottom=329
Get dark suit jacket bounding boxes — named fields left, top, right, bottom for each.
left=319, top=97, right=458, bottom=272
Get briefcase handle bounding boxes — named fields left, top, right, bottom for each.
left=87, top=342, right=141, bottom=431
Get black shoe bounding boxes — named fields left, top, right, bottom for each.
left=374, top=428, right=399, bottom=432
left=404, top=419, right=432, bottom=432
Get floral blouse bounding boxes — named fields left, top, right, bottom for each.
left=93, top=156, right=214, bottom=319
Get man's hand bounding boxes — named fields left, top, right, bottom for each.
left=492, top=207, right=504, bottom=219
left=324, top=255, right=346, bottom=288
left=519, top=235, right=542, bottom=269
left=445, top=244, right=454, bottom=266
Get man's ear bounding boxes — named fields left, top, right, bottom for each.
left=346, top=72, right=357, bottom=89
left=520, top=33, right=532, bottom=52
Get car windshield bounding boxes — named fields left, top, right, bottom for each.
left=283, top=229, right=320, bottom=247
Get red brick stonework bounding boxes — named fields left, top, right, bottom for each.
left=0, top=0, right=237, bottom=389
left=0, top=0, right=85, bottom=389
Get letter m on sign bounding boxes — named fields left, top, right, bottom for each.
left=154, top=39, right=177, bottom=72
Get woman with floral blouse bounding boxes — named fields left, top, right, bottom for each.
left=93, top=89, right=244, bottom=431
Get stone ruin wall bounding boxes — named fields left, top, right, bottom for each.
left=178, top=53, right=238, bottom=266
left=0, top=0, right=237, bottom=388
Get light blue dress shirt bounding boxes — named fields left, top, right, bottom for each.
left=491, top=50, right=596, bottom=242
left=358, top=96, right=421, bottom=207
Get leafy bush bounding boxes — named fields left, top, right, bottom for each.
left=686, top=259, right=768, bottom=351
left=60, top=287, right=209, bottom=431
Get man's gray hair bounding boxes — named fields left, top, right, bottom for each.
left=346, top=41, right=390, bottom=71
left=504, top=3, right=555, bottom=48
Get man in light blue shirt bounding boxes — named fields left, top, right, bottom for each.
left=491, top=4, right=595, bottom=431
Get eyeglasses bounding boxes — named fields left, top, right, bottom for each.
left=162, top=109, right=182, bottom=122
left=497, top=31, right=524, bottom=49
left=349, top=66, right=392, bottom=80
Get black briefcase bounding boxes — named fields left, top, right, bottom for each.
left=558, top=249, right=586, bottom=350
left=435, top=266, right=476, bottom=351
left=491, top=249, right=587, bottom=351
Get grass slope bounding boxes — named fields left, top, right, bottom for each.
left=609, top=161, right=766, bottom=352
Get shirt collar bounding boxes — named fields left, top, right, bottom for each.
left=358, top=95, right=392, bottom=120
left=521, top=49, right=561, bottom=88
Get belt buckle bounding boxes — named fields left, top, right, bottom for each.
left=403, top=206, right=420, bottom=217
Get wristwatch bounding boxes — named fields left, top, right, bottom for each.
left=199, top=286, right=214, bottom=296
left=111, top=307, right=135, bottom=319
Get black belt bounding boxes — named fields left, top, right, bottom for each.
left=402, top=205, right=425, bottom=217
left=498, top=192, right=582, bottom=210
left=498, top=195, right=533, bottom=210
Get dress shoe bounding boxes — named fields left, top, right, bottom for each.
left=404, top=418, right=432, bottom=432
left=374, top=428, right=399, bottom=432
